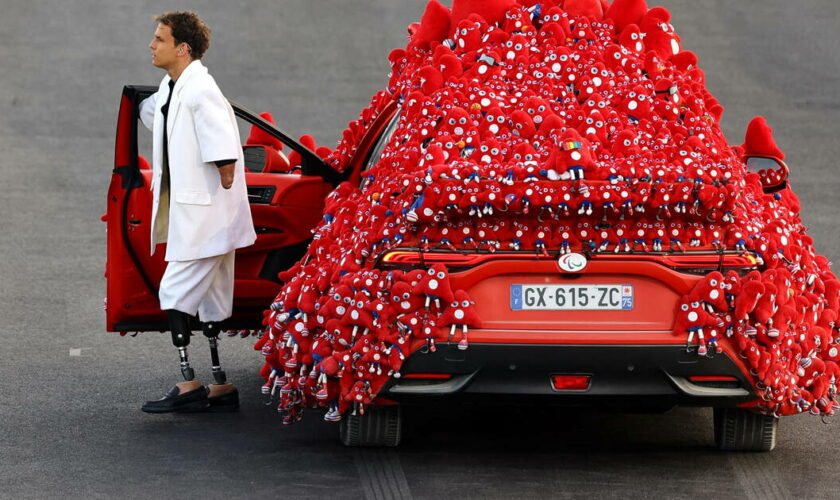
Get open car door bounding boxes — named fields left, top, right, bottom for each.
left=104, top=85, right=343, bottom=334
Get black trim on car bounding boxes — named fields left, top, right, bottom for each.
left=386, top=343, right=755, bottom=409
left=120, top=85, right=343, bottom=186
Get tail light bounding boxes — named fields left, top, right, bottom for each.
left=401, top=373, right=453, bottom=380
left=379, top=250, right=531, bottom=270
left=687, top=375, right=742, bottom=389
left=660, top=254, right=757, bottom=275
left=550, top=374, right=591, bottom=391
left=688, top=376, right=739, bottom=382
left=378, top=249, right=757, bottom=274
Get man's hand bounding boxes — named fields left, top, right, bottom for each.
left=218, top=162, right=235, bottom=189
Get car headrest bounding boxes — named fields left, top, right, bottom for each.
left=242, top=144, right=290, bottom=173
left=247, top=112, right=284, bottom=151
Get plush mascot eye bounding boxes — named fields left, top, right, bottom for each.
left=497, top=116, right=505, bottom=123
left=681, top=304, right=689, bottom=311
left=437, top=271, right=446, bottom=279
left=691, top=301, right=700, bottom=308
left=461, top=300, right=470, bottom=307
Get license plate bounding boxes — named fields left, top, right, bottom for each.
left=510, top=284, right=634, bottom=311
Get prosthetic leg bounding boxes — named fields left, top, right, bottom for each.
left=170, top=309, right=196, bottom=381
left=202, top=321, right=240, bottom=411
left=201, top=321, right=227, bottom=385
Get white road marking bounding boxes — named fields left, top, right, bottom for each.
left=69, top=348, right=92, bottom=357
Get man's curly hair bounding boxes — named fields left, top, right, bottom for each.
left=155, top=11, right=211, bottom=60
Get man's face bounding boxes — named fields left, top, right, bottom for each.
left=149, top=23, right=182, bottom=70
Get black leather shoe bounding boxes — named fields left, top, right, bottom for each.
left=207, top=387, right=239, bottom=412
left=142, top=385, right=209, bottom=413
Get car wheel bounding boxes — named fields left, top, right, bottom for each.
left=713, top=407, right=778, bottom=452
left=339, top=405, right=402, bottom=447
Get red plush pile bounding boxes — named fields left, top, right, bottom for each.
left=256, top=0, right=840, bottom=422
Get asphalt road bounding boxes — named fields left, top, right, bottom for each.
left=1, top=0, right=839, bottom=498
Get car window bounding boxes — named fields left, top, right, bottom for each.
left=364, top=111, right=401, bottom=171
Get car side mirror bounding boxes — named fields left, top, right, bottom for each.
left=745, top=155, right=789, bottom=193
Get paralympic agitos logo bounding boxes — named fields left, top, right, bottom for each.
left=557, top=253, right=587, bottom=273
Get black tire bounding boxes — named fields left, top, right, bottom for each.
left=339, top=405, right=402, bottom=447
left=713, top=407, right=778, bottom=452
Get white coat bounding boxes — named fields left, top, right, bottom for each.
left=139, top=60, right=256, bottom=262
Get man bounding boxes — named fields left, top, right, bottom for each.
left=138, top=11, right=257, bottom=413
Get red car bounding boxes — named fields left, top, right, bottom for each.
left=106, top=85, right=791, bottom=451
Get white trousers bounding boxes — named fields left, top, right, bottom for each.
left=158, top=251, right=235, bottom=322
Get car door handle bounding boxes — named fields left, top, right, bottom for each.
left=247, top=185, right=276, bottom=204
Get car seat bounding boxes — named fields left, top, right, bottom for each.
left=245, top=112, right=291, bottom=173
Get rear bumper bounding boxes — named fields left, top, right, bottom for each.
left=384, top=343, right=756, bottom=409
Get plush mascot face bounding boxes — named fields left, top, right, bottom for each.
left=452, top=18, right=485, bottom=54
